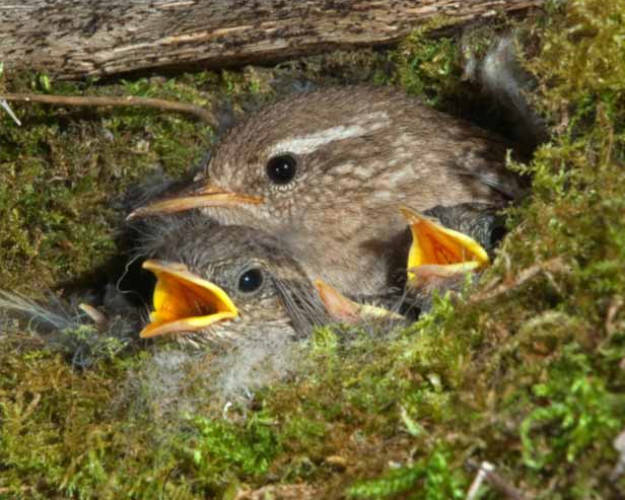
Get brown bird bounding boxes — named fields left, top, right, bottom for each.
left=313, top=202, right=507, bottom=318
left=136, top=216, right=330, bottom=346
left=129, top=87, right=523, bottom=297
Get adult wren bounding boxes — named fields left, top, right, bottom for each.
left=130, top=87, right=524, bottom=297
left=136, top=215, right=330, bottom=346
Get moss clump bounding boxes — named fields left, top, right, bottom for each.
left=0, top=74, right=222, bottom=294
left=181, top=413, right=281, bottom=492
left=392, top=28, right=464, bottom=108
left=347, top=446, right=466, bottom=499
left=2, top=0, right=625, bottom=497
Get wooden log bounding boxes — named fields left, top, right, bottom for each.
left=0, top=0, right=543, bottom=80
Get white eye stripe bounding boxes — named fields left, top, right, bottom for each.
left=269, top=111, right=390, bottom=156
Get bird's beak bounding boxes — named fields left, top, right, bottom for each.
left=400, top=206, right=489, bottom=288
left=139, top=259, right=238, bottom=338
left=127, top=183, right=264, bottom=220
left=314, top=279, right=402, bottom=324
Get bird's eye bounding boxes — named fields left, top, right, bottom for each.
left=266, top=154, right=297, bottom=185
left=237, top=268, right=264, bottom=293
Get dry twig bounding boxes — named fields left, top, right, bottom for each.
left=466, top=459, right=531, bottom=500
left=0, top=98, right=22, bottom=125
left=606, top=296, right=624, bottom=337
left=0, top=92, right=215, bottom=124
left=469, top=257, right=569, bottom=304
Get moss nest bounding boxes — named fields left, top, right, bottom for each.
left=2, top=0, right=625, bottom=497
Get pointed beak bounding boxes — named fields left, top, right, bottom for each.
left=314, top=279, right=402, bottom=324
left=314, top=279, right=361, bottom=323
left=127, top=183, right=264, bottom=220
left=139, top=259, right=238, bottom=338
left=400, top=206, right=490, bottom=287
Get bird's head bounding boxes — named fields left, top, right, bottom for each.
left=128, top=88, right=400, bottom=230
left=139, top=221, right=328, bottom=346
left=402, top=203, right=506, bottom=290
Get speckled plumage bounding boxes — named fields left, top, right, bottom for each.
left=137, top=87, right=523, bottom=296
left=141, top=216, right=329, bottom=346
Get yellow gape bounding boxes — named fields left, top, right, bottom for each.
left=140, top=260, right=238, bottom=338
left=400, top=207, right=489, bottom=288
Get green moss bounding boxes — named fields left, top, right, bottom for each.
left=181, top=413, right=281, bottom=491
left=392, top=29, right=463, bottom=107
left=0, top=76, right=215, bottom=294
left=520, top=344, right=623, bottom=471
left=348, top=446, right=466, bottom=499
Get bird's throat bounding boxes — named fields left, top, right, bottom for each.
left=140, top=260, right=238, bottom=338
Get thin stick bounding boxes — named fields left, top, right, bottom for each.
left=469, top=257, right=568, bottom=303
left=1, top=98, right=22, bottom=125
left=0, top=92, right=215, bottom=124
left=466, top=461, right=494, bottom=500
left=466, top=459, right=530, bottom=500
left=79, top=303, right=109, bottom=330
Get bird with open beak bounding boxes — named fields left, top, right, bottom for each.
left=313, top=202, right=507, bottom=319
left=401, top=202, right=506, bottom=311
left=129, top=87, right=524, bottom=298
left=135, top=216, right=335, bottom=347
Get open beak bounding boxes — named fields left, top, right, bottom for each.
left=127, top=183, right=264, bottom=220
left=314, top=279, right=403, bottom=324
left=400, top=206, right=489, bottom=288
left=139, top=259, right=238, bottom=338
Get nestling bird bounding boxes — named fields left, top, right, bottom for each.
left=135, top=216, right=330, bottom=346
left=401, top=202, right=506, bottom=310
left=130, top=87, right=524, bottom=297
left=313, top=202, right=507, bottom=318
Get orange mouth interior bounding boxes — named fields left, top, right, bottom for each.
left=400, top=207, right=490, bottom=287
left=140, top=260, right=238, bottom=338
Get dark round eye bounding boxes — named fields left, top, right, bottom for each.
left=238, top=268, right=264, bottom=293
left=266, top=154, right=297, bottom=184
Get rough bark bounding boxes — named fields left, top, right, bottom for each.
left=1, top=0, right=543, bottom=80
